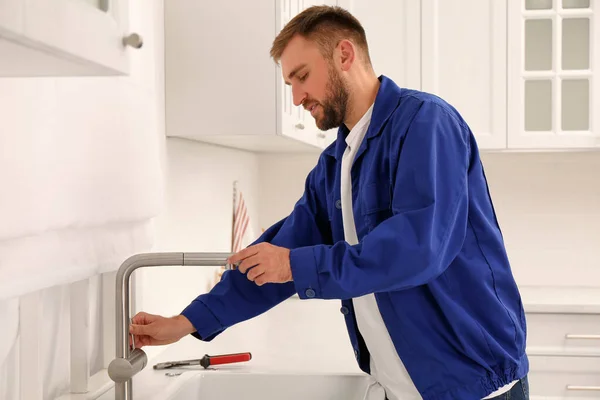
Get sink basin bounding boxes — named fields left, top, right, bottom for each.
left=96, top=370, right=377, bottom=400
left=166, top=372, right=374, bottom=400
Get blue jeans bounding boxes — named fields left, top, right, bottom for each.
left=487, top=376, right=529, bottom=400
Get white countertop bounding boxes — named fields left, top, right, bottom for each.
left=519, top=285, right=600, bottom=314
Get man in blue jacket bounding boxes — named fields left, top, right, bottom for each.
left=129, top=5, right=529, bottom=400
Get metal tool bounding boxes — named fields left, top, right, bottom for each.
left=153, top=352, right=252, bottom=370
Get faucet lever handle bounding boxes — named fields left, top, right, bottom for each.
left=108, top=348, right=148, bottom=383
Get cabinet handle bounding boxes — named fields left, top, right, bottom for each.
left=316, top=132, right=326, bottom=138
left=566, top=386, right=600, bottom=391
left=294, top=123, right=305, bottom=130
left=123, top=33, right=143, bottom=49
left=565, top=334, right=600, bottom=340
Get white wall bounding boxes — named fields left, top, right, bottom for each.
left=137, top=138, right=262, bottom=360
left=482, top=151, right=600, bottom=287
left=258, top=153, right=320, bottom=230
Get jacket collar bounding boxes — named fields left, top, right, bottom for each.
left=323, top=75, right=402, bottom=161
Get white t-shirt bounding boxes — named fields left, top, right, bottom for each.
left=339, top=103, right=516, bottom=400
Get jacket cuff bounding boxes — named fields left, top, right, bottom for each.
left=180, top=298, right=224, bottom=341
left=290, top=246, right=321, bottom=299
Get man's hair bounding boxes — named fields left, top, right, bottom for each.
left=270, top=5, right=371, bottom=66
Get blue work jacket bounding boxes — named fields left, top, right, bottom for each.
left=181, top=75, right=528, bottom=400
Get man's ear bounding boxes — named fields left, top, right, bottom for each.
left=338, top=39, right=356, bottom=72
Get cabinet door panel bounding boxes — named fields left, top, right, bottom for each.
left=508, top=1, right=600, bottom=149
left=23, top=0, right=130, bottom=75
left=422, top=0, right=507, bottom=150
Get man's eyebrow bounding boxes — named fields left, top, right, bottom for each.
left=284, top=64, right=307, bottom=85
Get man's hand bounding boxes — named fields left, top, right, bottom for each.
left=228, top=242, right=293, bottom=286
left=129, top=312, right=195, bottom=348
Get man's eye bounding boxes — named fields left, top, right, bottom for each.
left=299, top=73, right=308, bottom=82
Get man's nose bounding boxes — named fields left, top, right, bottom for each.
left=292, top=86, right=307, bottom=107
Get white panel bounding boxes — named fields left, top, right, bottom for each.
left=593, top=5, right=600, bottom=146
left=19, top=292, right=43, bottom=400
left=421, top=0, right=507, bottom=150
left=102, top=272, right=116, bottom=368
left=70, top=279, right=90, bottom=393
left=507, top=0, right=523, bottom=148
left=23, top=0, right=129, bottom=74
left=5, top=339, right=19, bottom=400
left=350, top=0, right=419, bottom=89
left=0, top=299, right=19, bottom=400
left=165, top=0, right=277, bottom=139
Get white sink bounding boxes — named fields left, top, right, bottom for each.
left=165, top=372, right=374, bottom=400
left=96, top=370, right=377, bottom=400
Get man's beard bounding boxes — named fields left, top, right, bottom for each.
left=314, top=67, right=349, bottom=131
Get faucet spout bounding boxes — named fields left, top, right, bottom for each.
left=108, top=252, right=232, bottom=400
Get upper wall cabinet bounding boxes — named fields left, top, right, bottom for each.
left=377, top=0, right=598, bottom=151
left=421, top=0, right=508, bottom=150
left=165, top=0, right=345, bottom=153
left=508, top=0, right=600, bottom=149
left=0, top=0, right=141, bottom=77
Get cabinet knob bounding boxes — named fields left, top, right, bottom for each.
left=123, top=33, right=143, bottom=49
left=316, top=132, right=326, bottom=139
left=295, top=123, right=305, bottom=130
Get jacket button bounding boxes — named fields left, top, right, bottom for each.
left=305, top=288, right=316, bottom=298
left=335, top=200, right=342, bottom=209
left=354, top=349, right=359, bottom=360
left=340, top=306, right=349, bottom=315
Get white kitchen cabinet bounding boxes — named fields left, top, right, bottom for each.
left=165, top=0, right=344, bottom=153
left=508, top=0, right=600, bottom=149
left=421, top=0, right=508, bottom=150
left=369, top=0, right=599, bottom=151
left=528, top=355, right=600, bottom=399
left=521, top=287, right=600, bottom=399
left=0, top=0, right=140, bottom=77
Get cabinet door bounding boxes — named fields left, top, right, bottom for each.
left=302, top=0, right=339, bottom=149
left=277, top=0, right=317, bottom=149
left=350, top=0, right=420, bottom=90
left=508, top=0, right=600, bottom=149
left=276, top=0, right=339, bottom=150
left=421, top=0, right=507, bottom=150
left=22, top=0, right=132, bottom=75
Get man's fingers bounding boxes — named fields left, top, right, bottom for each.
left=246, top=265, right=265, bottom=281
left=238, top=253, right=260, bottom=274
left=132, top=311, right=156, bottom=325
left=255, top=274, right=269, bottom=286
left=227, top=245, right=261, bottom=265
left=129, top=323, right=152, bottom=336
